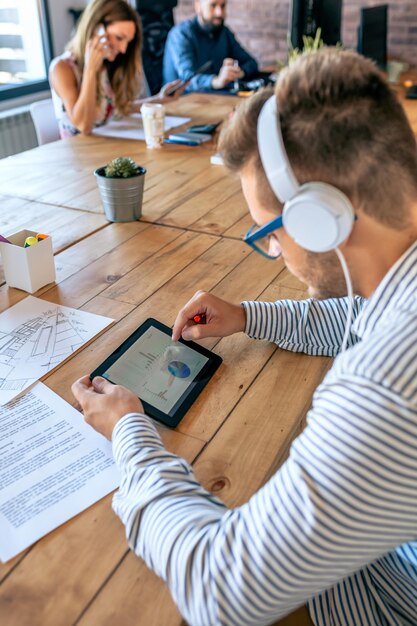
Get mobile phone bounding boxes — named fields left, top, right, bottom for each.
left=187, top=122, right=222, bottom=134
left=165, top=60, right=213, bottom=96
left=405, top=84, right=417, bottom=99
left=97, top=24, right=110, bottom=58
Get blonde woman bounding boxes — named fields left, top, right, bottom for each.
left=49, top=0, right=182, bottom=137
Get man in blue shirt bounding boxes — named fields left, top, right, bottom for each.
left=163, top=0, right=258, bottom=92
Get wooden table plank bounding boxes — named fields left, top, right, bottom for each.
left=222, top=211, right=253, bottom=239
left=76, top=551, right=183, bottom=626
left=0, top=196, right=109, bottom=287
left=141, top=159, right=230, bottom=224
left=0, top=95, right=243, bottom=238
left=101, top=230, right=219, bottom=305
left=47, top=229, right=219, bottom=311
left=0, top=196, right=107, bottom=252
left=0, top=221, right=149, bottom=312
left=45, top=225, right=190, bottom=308
left=188, top=188, right=248, bottom=237
left=157, top=172, right=241, bottom=230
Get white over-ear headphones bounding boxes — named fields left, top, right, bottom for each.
left=257, top=95, right=355, bottom=253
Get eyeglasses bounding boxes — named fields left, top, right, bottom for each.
left=244, top=214, right=283, bottom=260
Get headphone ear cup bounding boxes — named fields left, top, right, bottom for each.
left=283, top=183, right=355, bottom=253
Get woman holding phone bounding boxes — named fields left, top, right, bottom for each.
left=49, top=0, right=183, bottom=137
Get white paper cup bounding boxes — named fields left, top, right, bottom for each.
left=387, top=60, right=408, bottom=84
left=140, top=103, right=165, bottom=149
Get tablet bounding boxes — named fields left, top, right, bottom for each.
left=165, top=60, right=213, bottom=95
left=90, top=318, right=222, bottom=428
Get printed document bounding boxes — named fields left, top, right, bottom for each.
left=0, top=296, right=113, bottom=405
left=0, top=382, right=119, bottom=562
left=92, top=113, right=191, bottom=140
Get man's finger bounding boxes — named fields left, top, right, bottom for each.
left=172, top=305, right=195, bottom=341
left=172, top=314, right=191, bottom=341
left=182, top=321, right=216, bottom=341
left=172, top=291, right=208, bottom=341
left=71, top=375, right=93, bottom=401
left=92, top=376, right=114, bottom=394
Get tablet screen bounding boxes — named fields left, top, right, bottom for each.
left=91, top=318, right=222, bottom=427
left=102, top=327, right=209, bottom=414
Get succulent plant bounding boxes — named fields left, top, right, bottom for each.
left=104, top=157, right=139, bottom=178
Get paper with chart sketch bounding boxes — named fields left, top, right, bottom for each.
left=92, top=113, right=191, bottom=140
left=0, top=296, right=113, bottom=405
left=0, top=382, right=119, bottom=562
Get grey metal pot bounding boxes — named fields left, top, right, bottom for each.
left=94, top=166, right=147, bottom=222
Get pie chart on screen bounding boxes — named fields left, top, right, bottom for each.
left=167, top=361, right=191, bottom=379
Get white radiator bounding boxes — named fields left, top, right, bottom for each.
left=0, top=108, right=38, bottom=159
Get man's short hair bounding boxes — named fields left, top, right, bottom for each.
left=218, top=48, right=417, bottom=229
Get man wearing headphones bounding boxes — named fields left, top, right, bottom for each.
left=72, top=49, right=417, bottom=626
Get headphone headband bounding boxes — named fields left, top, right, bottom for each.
left=257, top=96, right=299, bottom=202
left=256, top=95, right=355, bottom=253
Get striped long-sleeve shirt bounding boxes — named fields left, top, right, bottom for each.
left=112, top=240, right=417, bottom=626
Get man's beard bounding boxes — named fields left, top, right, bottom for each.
left=287, top=250, right=351, bottom=300
left=199, top=17, right=224, bottom=35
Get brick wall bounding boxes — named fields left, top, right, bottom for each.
left=174, top=1, right=417, bottom=66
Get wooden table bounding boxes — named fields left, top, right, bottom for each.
left=0, top=89, right=415, bottom=626
left=0, top=94, right=251, bottom=238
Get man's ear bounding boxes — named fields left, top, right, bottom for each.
left=194, top=0, right=201, bottom=16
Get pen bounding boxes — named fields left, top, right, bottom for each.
left=164, top=139, right=199, bottom=146
left=233, top=59, right=239, bottom=92
left=193, top=313, right=206, bottom=324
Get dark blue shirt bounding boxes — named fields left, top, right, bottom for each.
left=163, top=17, right=258, bottom=92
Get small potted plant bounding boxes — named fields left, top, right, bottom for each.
left=94, top=157, right=146, bottom=222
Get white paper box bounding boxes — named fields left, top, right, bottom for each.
left=0, top=230, right=56, bottom=293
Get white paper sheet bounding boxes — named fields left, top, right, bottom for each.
left=0, top=296, right=113, bottom=405
left=0, top=382, right=119, bottom=562
left=92, top=113, right=191, bottom=140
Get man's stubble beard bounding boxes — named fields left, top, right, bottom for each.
left=200, top=17, right=224, bottom=33
left=287, top=250, right=350, bottom=300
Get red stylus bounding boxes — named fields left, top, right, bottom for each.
left=193, top=313, right=206, bottom=324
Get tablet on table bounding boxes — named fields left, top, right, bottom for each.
left=90, top=318, right=222, bottom=428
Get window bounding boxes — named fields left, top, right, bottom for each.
left=0, top=0, right=53, bottom=100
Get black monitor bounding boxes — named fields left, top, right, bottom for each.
left=290, top=0, right=343, bottom=49
left=357, top=4, right=388, bottom=69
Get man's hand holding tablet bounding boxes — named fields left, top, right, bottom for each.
left=72, top=375, right=142, bottom=440
left=85, top=318, right=222, bottom=428
left=164, top=60, right=213, bottom=96
left=73, top=299, right=244, bottom=435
